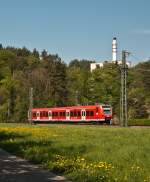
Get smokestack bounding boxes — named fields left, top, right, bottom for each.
left=112, top=37, right=117, bottom=62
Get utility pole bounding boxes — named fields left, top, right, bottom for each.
left=7, top=99, right=10, bottom=122
left=120, top=51, right=130, bottom=127
left=29, top=87, right=33, bottom=124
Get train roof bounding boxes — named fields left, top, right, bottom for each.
left=32, top=105, right=111, bottom=111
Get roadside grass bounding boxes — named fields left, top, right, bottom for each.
left=0, top=123, right=150, bottom=182
left=128, top=119, right=150, bottom=126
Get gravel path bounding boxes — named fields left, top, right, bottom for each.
left=0, top=148, right=71, bottom=182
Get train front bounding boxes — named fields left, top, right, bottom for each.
left=102, top=105, right=112, bottom=124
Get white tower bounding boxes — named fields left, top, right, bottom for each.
left=112, top=37, right=117, bottom=62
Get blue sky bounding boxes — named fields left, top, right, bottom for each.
left=0, top=0, right=150, bottom=64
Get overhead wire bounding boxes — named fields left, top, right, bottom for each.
left=129, top=54, right=150, bottom=71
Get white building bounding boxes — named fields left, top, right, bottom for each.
left=90, top=60, right=131, bottom=72
left=90, top=37, right=131, bottom=72
left=90, top=62, right=104, bottom=72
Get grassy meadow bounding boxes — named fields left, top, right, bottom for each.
left=0, top=123, right=150, bottom=182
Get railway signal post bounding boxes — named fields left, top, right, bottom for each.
left=120, top=51, right=130, bottom=127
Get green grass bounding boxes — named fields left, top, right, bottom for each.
left=128, top=119, right=150, bottom=126
left=0, top=123, right=150, bottom=182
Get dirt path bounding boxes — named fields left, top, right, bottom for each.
left=0, top=148, right=71, bottom=182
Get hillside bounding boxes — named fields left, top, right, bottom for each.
left=0, top=45, right=149, bottom=122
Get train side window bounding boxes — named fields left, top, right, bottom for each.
left=40, top=112, right=43, bottom=117
left=70, top=111, right=73, bottom=117
left=32, top=112, right=36, bottom=117
left=53, top=112, right=57, bottom=116
left=37, top=112, right=40, bottom=117
left=44, top=111, right=47, bottom=117
left=78, top=111, right=81, bottom=116
left=74, top=111, right=77, bottom=117
left=45, top=112, right=48, bottom=117
left=86, top=111, right=89, bottom=116
left=44, top=111, right=46, bottom=117
left=44, top=111, right=46, bottom=116
left=63, top=112, right=65, bottom=116
left=90, top=111, right=94, bottom=116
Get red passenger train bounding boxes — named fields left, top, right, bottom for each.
left=29, top=104, right=112, bottom=124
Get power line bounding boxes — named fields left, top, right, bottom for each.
left=130, top=54, right=142, bottom=62
left=130, top=54, right=150, bottom=66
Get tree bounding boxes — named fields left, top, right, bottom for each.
left=86, top=63, right=120, bottom=114
left=128, top=61, right=150, bottom=118
left=0, top=50, right=16, bottom=121
left=128, top=88, right=148, bottom=118
left=32, top=48, right=39, bottom=58
left=41, top=49, right=48, bottom=60
left=0, top=44, right=3, bottom=49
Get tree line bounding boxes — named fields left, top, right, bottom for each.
left=0, top=44, right=149, bottom=122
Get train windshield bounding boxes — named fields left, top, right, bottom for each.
left=102, top=105, right=111, bottom=115
left=103, top=109, right=111, bottom=114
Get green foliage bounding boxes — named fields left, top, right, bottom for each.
left=0, top=45, right=149, bottom=122
left=86, top=63, right=120, bottom=115
left=69, top=59, right=92, bottom=71
left=128, top=61, right=150, bottom=119
left=0, top=47, right=68, bottom=122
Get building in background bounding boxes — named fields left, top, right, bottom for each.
left=90, top=37, right=131, bottom=72
left=90, top=62, right=104, bottom=71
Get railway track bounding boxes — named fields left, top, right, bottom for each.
left=37, top=123, right=150, bottom=128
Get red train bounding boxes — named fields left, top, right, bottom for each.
left=29, top=104, right=112, bottom=124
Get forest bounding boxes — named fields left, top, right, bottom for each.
left=0, top=44, right=149, bottom=122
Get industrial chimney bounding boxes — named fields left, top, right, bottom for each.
left=112, top=37, right=117, bottom=62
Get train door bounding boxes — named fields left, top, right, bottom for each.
left=81, top=110, right=86, bottom=121
left=48, top=111, right=52, bottom=120
left=36, top=111, right=40, bottom=120
left=66, top=110, right=70, bottom=121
